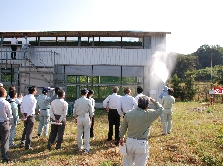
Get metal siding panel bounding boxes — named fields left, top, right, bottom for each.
left=122, top=66, right=143, bottom=77
left=112, top=49, right=117, bottom=65
left=87, top=48, right=92, bottom=65
left=93, top=66, right=121, bottom=76
left=125, top=49, right=129, bottom=65
left=133, top=49, right=137, bottom=65
left=118, top=49, right=122, bottom=65
left=109, top=48, right=113, bottom=65
left=77, top=49, right=83, bottom=64
left=127, top=49, right=132, bottom=65
left=119, top=49, right=123, bottom=65
left=3, top=47, right=153, bottom=67
left=65, top=65, right=92, bottom=75
left=94, top=48, right=99, bottom=65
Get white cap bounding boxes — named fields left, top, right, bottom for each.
left=0, top=83, right=3, bottom=87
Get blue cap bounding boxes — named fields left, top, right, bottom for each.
left=42, top=87, right=50, bottom=93
left=81, top=88, right=88, bottom=94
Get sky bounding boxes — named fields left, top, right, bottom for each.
left=1, top=0, right=223, bottom=54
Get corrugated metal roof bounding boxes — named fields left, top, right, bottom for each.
left=0, top=31, right=171, bottom=38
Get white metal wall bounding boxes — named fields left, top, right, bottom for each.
left=0, top=34, right=168, bottom=101
left=31, top=47, right=152, bottom=66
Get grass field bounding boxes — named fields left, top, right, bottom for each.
left=3, top=102, right=223, bottom=166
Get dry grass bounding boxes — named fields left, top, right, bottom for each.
left=2, top=102, right=223, bottom=166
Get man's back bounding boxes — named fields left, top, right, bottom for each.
left=121, top=106, right=163, bottom=138
left=73, top=97, right=93, bottom=117
left=103, top=93, right=121, bottom=109
left=162, top=95, right=175, bottom=109
left=37, top=94, right=51, bottom=109
left=135, top=93, right=144, bottom=103
left=11, top=37, right=17, bottom=44
left=118, top=94, right=137, bottom=115
left=21, top=94, right=37, bottom=114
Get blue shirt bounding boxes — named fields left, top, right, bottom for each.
left=10, top=99, right=19, bottom=125
left=36, top=94, right=51, bottom=110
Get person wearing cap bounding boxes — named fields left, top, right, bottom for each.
left=119, top=96, right=163, bottom=166
left=0, top=87, right=13, bottom=163
left=0, top=83, right=3, bottom=87
left=135, top=86, right=144, bottom=103
left=158, top=86, right=169, bottom=121
left=103, top=86, right=121, bottom=145
left=19, top=86, right=37, bottom=150
left=36, top=87, right=51, bottom=137
left=73, top=88, right=93, bottom=153
left=161, top=88, right=175, bottom=135
left=47, top=89, right=68, bottom=150
left=159, top=86, right=168, bottom=100
left=117, top=87, right=138, bottom=117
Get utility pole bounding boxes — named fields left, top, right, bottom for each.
left=210, top=49, right=212, bottom=82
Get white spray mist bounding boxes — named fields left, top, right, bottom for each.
left=148, top=51, right=177, bottom=103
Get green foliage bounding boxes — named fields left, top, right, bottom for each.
left=206, top=106, right=214, bottom=113
left=170, top=74, right=184, bottom=100
left=184, top=71, right=197, bottom=101
left=194, top=44, right=223, bottom=69
left=99, top=160, right=112, bottom=166
left=171, top=54, right=198, bottom=79
left=170, top=72, right=197, bottom=101
left=202, top=153, right=222, bottom=166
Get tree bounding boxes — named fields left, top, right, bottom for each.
left=184, top=71, right=197, bottom=101
left=194, top=44, right=223, bottom=69
left=171, top=54, right=198, bottom=79
left=169, top=74, right=184, bottom=101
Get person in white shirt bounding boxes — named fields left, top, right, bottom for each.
left=47, top=89, right=68, bottom=150
left=22, top=37, right=30, bottom=49
left=19, top=86, right=37, bottom=150
left=73, top=88, right=93, bottom=153
left=0, top=87, right=13, bottom=163
left=117, top=87, right=138, bottom=117
left=11, top=36, right=18, bottom=59
left=134, top=86, right=144, bottom=103
left=103, top=86, right=121, bottom=145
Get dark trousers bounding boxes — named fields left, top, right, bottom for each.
left=108, top=109, right=120, bottom=141
left=83, top=116, right=94, bottom=139
left=48, top=115, right=66, bottom=149
left=90, top=116, right=94, bottom=138
left=0, top=121, right=10, bottom=162
left=11, top=45, right=17, bottom=59
left=21, top=116, right=35, bottom=150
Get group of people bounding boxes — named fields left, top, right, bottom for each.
left=0, top=84, right=63, bottom=163
left=0, top=82, right=175, bottom=166
left=103, top=86, right=175, bottom=166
